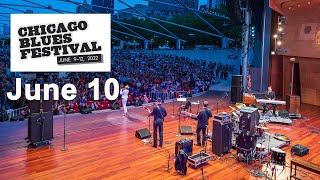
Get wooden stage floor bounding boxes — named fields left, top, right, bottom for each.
left=0, top=91, right=319, bottom=180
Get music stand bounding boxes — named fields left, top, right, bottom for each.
left=176, top=98, right=186, bottom=137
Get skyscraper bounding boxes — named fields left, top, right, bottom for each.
left=92, top=0, right=114, bottom=13
left=207, top=0, right=226, bottom=9
left=77, top=0, right=92, bottom=13
left=148, top=0, right=199, bottom=17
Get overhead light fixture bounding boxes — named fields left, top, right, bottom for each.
left=298, top=4, right=300, bottom=7
left=289, top=7, right=292, bottom=9
left=308, top=2, right=311, bottom=5
left=278, top=27, right=283, bottom=32
left=271, top=51, right=275, bottom=55
left=277, top=41, right=282, bottom=46
left=274, top=34, right=278, bottom=38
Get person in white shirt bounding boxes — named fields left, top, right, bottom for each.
left=120, top=85, right=129, bottom=116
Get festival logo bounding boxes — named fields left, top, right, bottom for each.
left=10, top=14, right=111, bottom=72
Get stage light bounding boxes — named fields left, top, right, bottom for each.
left=274, top=34, right=278, bottom=38
left=279, top=22, right=282, bottom=25
left=277, top=41, right=282, bottom=46
left=271, top=51, right=275, bottom=55
left=278, top=27, right=283, bottom=32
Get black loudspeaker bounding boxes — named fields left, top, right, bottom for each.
left=27, top=112, right=54, bottom=144
left=81, top=107, right=92, bottom=114
left=180, top=126, right=193, bottom=135
left=111, top=103, right=120, bottom=110
left=135, top=128, right=151, bottom=139
left=239, top=107, right=259, bottom=134
left=232, top=75, right=243, bottom=87
left=212, top=120, right=232, bottom=156
left=231, top=86, right=243, bottom=103
left=27, top=90, right=53, bottom=146
left=175, top=138, right=193, bottom=156
left=291, top=144, right=309, bottom=156
left=28, top=90, right=53, bottom=114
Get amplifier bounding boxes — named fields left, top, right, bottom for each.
left=175, top=138, right=193, bottom=156
left=291, top=144, right=309, bottom=156
left=214, top=112, right=231, bottom=122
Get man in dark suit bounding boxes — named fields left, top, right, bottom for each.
left=195, top=101, right=212, bottom=147
left=263, top=86, right=277, bottom=115
left=150, top=98, right=167, bottom=148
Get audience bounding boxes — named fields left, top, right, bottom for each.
left=0, top=48, right=234, bottom=115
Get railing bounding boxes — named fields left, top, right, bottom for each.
left=5, top=107, right=28, bottom=121
left=148, top=91, right=188, bottom=101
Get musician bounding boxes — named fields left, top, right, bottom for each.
left=150, top=98, right=167, bottom=148
left=120, top=85, right=129, bottom=116
left=195, top=101, right=212, bottom=147
left=263, top=86, right=277, bottom=116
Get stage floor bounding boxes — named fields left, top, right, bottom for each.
left=0, top=91, right=319, bottom=180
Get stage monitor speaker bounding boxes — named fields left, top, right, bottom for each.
left=111, top=103, right=120, bottom=110
left=28, top=90, right=53, bottom=114
left=231, top=86, right=243, bottom=104
left=175, top=138, right=193, bottom=156
left=286, top=95, right=300, bottom=114
left=231, top=75, right=243, bottom=87
left=291, top=144, right=309, bottom=156
left=180, top=126, right=193, bottom=135
left=212, top=120, right=232, bottom=156
left=239, top=107, right=259, bottom=134
left=27, top=112, right=54, bottom=144
left=135, top=128, right=151, bottom=139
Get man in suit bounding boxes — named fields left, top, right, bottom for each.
left=263, top=86, right=277, bottom=116
left=150, top=98, right=167, bottom=148
left=195, top=101, right=212, bottom=147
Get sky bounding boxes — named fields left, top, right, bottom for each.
left=0, top=0, right=207, bottom=26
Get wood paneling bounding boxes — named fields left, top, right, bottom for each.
left=0, top=92, right=320, bottom=179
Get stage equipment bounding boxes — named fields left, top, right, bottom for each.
left=27, top=90, right=53, bottom=148
left=239, top=107, right=259, bottom=134
left=175, top=138, right=193, bottom=156
left=256, top=99, right=286, bottom=105
left=271, top=148, right=286, bottom=166
left=175, top=150, right=188, bottom=175
left=180, top=126, right=193, bottom=135
left=212, top=119, right=232, bottom=156
left=187, top=151, right=211, bottom=169
left=291, top=144, right=309, bottom=157
left=60, top=107, right=68, bottom=151
left=286, top=95, right=300, bottom=115
left=135, top=128, right=151, bottom=139
left=80, top=107, right=92, bottom=114
left=231, top=75, right=243, bottom=104
left=216, top=92, right=229, bottom=113
left=243, top=93, right=256, bottom=105
left=278, top=110, right=289, bottom=118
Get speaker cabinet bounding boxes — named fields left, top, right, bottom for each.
left=212, top=120, right=232, bottom=156
left=286, top=95, right=300, bottom=114
left=180, top=126, right=193, bottom=135
left=27, top=112, right=54, bottom=144
left=28, top=90, right=53, bottom=114
left=232, top=75, right=243, bottom=87
left=135, top=128, right=151, bottom=139
left=231, top=86, right=243, bottom=104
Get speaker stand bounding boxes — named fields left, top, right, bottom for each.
left=61, top=108, right=68, bottom=151
left=176, top=114, right=182, bottom=137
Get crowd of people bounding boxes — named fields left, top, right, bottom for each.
left=1, top=49, right=234, bottom=116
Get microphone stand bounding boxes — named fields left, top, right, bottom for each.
left=61, top=107, right=68, bottom=151
left=216, top=92, right=229, bottom=114
left=162, top=148, right=173, bottom=173
left=171, top=98, right=175, bottom=118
